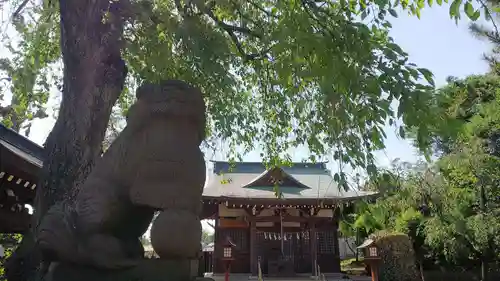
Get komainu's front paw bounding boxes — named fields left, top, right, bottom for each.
left=85, top=233, right=139, bottom=269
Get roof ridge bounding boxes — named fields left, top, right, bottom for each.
left=242, top=167, right=311, bottom=189
left=0, top=123, right=44, bottom=160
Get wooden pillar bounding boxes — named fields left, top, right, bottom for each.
left=310, top=222, right=317, bottom=277
left=213, top=208, right=220, bottom=273
left=250, top=219, right=257, bottom=276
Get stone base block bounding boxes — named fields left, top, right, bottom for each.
left=47, top=259, right=211, bottom=281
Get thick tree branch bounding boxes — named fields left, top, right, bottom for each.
left=202, top=6, right=271, bottom=61
left=202, top=6, right=262, bottom=38
left=12, top=0, right=30, bottom=18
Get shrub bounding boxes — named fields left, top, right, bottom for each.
left=370, top=231, right=419, bottom=281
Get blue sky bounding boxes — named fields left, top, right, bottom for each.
left=4, top=4, right=493, bottom=175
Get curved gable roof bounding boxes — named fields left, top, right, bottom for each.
left=203, top=161, right=377, bottom=201
left=242, top=167, right=311, bottom=189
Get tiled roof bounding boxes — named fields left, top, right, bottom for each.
left=203, top=161, right=376, bottom=201
left=0, top=124, right=44, bottom=168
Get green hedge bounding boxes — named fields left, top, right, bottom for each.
left=370, top=231, right=419, bottom=281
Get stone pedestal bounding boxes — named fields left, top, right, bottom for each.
left=47, top=259, right=211, bottom=281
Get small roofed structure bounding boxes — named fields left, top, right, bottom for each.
left=0, top=124, right=43, bottom=233
left=201, top=161, right=376, bottom=277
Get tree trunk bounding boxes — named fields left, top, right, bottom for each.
left=35, top=0, right=127, bottom=220
left=7, top=0, right=128, bottom=280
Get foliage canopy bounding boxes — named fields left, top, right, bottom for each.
left=1, top=0, right=480, bottom=179
left=341, top=72, right=500, bottom=271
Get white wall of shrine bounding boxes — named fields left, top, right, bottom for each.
left=218, top=205, right=246, bottom=217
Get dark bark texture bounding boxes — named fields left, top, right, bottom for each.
left=7, top=0, right=128, bottom=280
left=35, top=0, right=127, bottom=221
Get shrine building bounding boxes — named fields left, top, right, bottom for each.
left=0, top=124, right=42, bottom=233
left=201, top=161, right=376, bottom=277
left=0, top=123, right=377, bottom=277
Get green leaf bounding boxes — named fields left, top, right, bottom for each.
left=399, top=126, right=406, bottom=138
left=367, top=164, right=378, bottom=176
left=427, top=0, right=434, bottom=6
left=389, top=9, right=398, bottom=18
left=334, top=173, right=340, bottom=182
left=464, top=2, right=475, bottom=20
left=449, top=0, right=462, bottom=18
left=3, top=0, right=454, bottom=197
left=470, top=9, right=481, bottom=21
left=418, top=67, right=435, bottom=86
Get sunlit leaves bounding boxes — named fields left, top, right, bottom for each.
left=388, top=0, right=483, bottom=22
left=4, top=0, right=484, bottom=178
left=0, top=233, right=22, bottom=280
left=418, top=73, right=500, bottom=263
left=118, top=0, right=440, bottom=176
left=0, top=4, right=60, bottom=134
left=464, top=1, right=480, bottom=21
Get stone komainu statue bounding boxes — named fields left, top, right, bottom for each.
left=36, top=80, right=206, bottom=269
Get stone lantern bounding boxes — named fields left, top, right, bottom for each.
left=221, top=236, right=236, bottom=281
left=358, top=239, right=381, bottom=281
left=222, top=236, right=235, bottom=260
